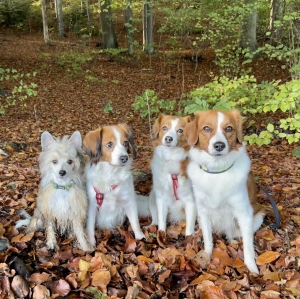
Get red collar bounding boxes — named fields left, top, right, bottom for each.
left=93, top=185, right=119, bottom=209
left=171, top=174, right=179, bottom=200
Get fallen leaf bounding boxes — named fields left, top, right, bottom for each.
left=256, top=251, right=280, bottom=265
left=51, top=279, right=71, bottom=296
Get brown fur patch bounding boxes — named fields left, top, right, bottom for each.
left=185, top=110, right=243, bottom=152
left=84, top=124, right=135, bottom=164
left=152, top=115, right=191, bottom=151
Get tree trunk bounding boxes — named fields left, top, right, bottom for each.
left=239, top=0, right=257, bottom=54
left=143, top=1, right=154, bottom=54
left=56, top=0, right=64, bottom=38
left=41, top=0, right=50, bottom=45
left=125, top=0, right=133, bottom=55
left=269, top=0, right=283, bottom=42
left=86, top=0, right=92, bottom=28
left=99, top=0, right=118, bottom=49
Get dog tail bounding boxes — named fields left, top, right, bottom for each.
left=136, top=194, right=151, bottom=217
left=15, top=209, right=32, bottom=229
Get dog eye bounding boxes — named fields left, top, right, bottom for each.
left=123, top=141, right=129, bottom=147
left=52, top=160, right=57, bottom=164
left=225, top=126, right=233, bottom=133
left=106, top=142, right=113, bottom=149
left=162, top=126, right=168, bottom=131
left=203, top=126, right=211, bottom=133
left=177, top=129, right=183, bottom=133
left=67, top=160, right=73, bottom=164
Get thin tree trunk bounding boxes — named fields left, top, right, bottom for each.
left=125, top=0, right=133, bottom=55
left=269, top=0, right=283, bottom=42
left=239, top=0, right=258, bottom=55
left=56, top=0, right=64, bottom=38
left=41, top=0, right=50, bottom=45
left=99, top=0, right=118, bottom=49
left=143, top=0, right=154, bottom=54
left=86, top=0, right=91, bottom=28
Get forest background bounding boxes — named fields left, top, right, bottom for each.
left=0, top=0, right=300, bottom=298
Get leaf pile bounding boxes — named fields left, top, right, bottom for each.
left=0, top=29, right=300, bottom=298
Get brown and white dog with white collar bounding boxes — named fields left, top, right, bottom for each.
left=149, top=115, right=196, bottom=236
left=83, top=124, right=145, bottom=246
left=184, top=109, right=264, bottom=274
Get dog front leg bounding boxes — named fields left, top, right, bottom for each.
left=234, top=209, right=259, bottom=274
left=125, top=203, right=145, bottom=240
left=72, top=220, right=94, bottom=251
left=184, top=200, right=197, bottom=236
left=45, top=219, right=59, bottom=251
left=86, top=202, right=97, bottom=247
left=155, top=192, right=168, bottom=232
left=197, top=211, right=213, bottom=257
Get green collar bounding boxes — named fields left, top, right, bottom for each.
left=52, top=181, right=74, bottom=191
left=200, top=162, right=235, bottom=174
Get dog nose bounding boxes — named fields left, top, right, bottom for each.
left=214, top=142, right=226, bottom=152
left=165, top=136, right=173, bottom=143
left=120, top=155, right=128, bottom=164
left=59, top=170, right=66, bottom=176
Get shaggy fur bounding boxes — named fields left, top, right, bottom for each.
left=149, top=115, right=196, bottom=236
left=16, top=131, right=93, bottom=251
left=185, top=109, right=265, bottom=274
left=84, top=124, right=145, bottom=246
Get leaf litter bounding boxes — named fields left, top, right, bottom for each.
left=0, top=29, right=300, bottom=298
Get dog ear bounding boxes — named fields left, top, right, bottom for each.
left=231, top=109, right=243, bottom=144
left=41, top=131, right=55, bottom=151
left=69, top=131, right=82, bottom=148
left=184, top=114, right=199, bottom=146
left=184, top=115, right=191, bottom=124
left=83, top=128, right=102, bottom=164
left=119, top=124, right=137, bottom=159
left=152, top=115, right=164, bottom=140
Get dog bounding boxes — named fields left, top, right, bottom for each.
left=16, top=131, right=93, bottom=251
left=83, top=124, right=146, bottom=246
left=184, top=109, right=265, bottom=274
left=148, top=115, right=196, bottom=236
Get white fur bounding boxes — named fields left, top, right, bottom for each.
left=150, top=119, right=196, bottom=236
left=187, top=112, right=263, bottom=274
left=16, top=131, right=93, bottom=251
left=85, top=129, right=145, bottom=246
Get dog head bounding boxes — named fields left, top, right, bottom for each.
left=152, top=115, right=191, bottom=149
left=184, top=109, right=243, bottom=156
left=83, top=124, right=136, bottom=167
left=39, top=131, right=84, bottom=184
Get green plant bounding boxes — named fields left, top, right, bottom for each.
left=86, top=287, right=106, bottom=299
left=183, top=76, right=300, bottom=145
left=55, top=50, right=93, bottom=77
left=0, top=67, right=38, bottom=114
left=132, top=89, right=176, bottom=119
left=103, top=101, right=113, bottom=113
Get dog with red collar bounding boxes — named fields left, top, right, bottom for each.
left=148, top=115, right=196, bottom=236
left=185, top=109, right=265, bottom=274
left=83, top=124, right=145, bottom=246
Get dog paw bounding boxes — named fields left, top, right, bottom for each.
left=81, top=243, right=95, bottom=252
left=134, top=230, right=146, bottom=240
left=46, top=239, right=59, bottom=251
left=245, top=261, right=259, bottom=274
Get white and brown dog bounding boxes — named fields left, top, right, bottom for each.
left=185, top=109, right=264, bottom=274
left=83, top=124, right=145, bottom=246
left=149, top=115, right=196, bottom=236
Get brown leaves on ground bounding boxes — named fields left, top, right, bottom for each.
left=0, top=29, right=300, bottom=298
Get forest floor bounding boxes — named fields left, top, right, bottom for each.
left=0, top=28, right=300, bottom=299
